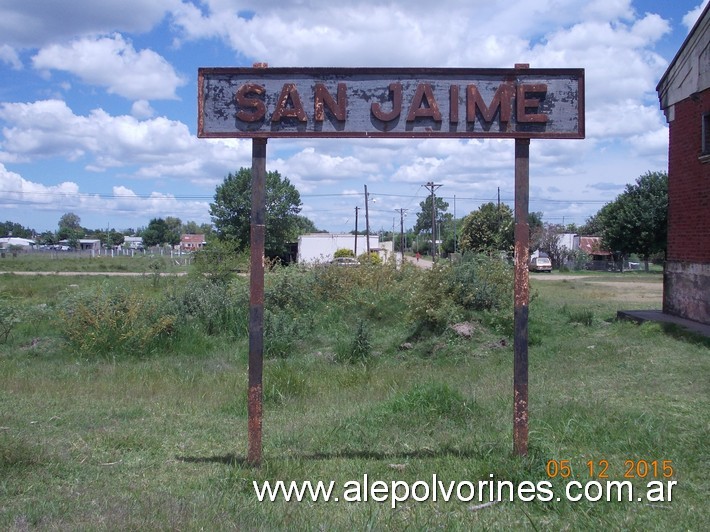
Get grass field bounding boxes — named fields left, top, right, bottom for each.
left=0, top=265, right=708, bottom=530
left=0, top=251, right=190, bottom=274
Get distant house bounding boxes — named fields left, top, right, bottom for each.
left=0, top=237, right=35, bottom=249
left=578, top=236, right=613, bottom=264
left=180, top=234, right=206, bottom=251
left=78, top=239, right=101, bottom=251
left=656, top=2, right=710, bottom=325
left=537, top=233, right=612, bottom=270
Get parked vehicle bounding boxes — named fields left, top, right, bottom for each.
left=529, top=256, right=552, bottom=272
left=330, top=257, right=360, bottom=267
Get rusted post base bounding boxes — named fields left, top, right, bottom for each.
left=513, top=137, right=530, bottom=456
left=247, top=138, right=267, bottom=466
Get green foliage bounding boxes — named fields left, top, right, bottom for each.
left=0, top=221, right=34, bottom=239
left=408, top=253, right=513, bottom=334
left=210, top=168, right=307, bottom=258
left=384, top=381, right=471, bottom=421
left=0, top=295, right=21, bottom=343
left=414, top=195, right=449, bottom=234
left=596, top=171, right=668, bottom=263
left=562, top=305, right=594, bottom=326
left=357, top=251, right=381, bottom=265
left=333, top=248, right=355, bottom=258
left=264, top=308, right=310, bottom=358
left=58, top=284, right=175, bottom=357
left=265, top=265, right=318, bottom=311
left=459, top=202, right=514, bottom=253
left=142, top=217, right=181, bottom=247
left=166, top=278, right=246, bottom=336
left=336, top=320, right=372, bottom=363
left=191, top=238, right=249, bottom=283
left=147, top=257, right=165, bottom=287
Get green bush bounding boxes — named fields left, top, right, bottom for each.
left=263, top=307, right=312, bottom=358
left=265, top=265, right=318, bottom=312
left=408, top=253, right=513, bottom=334
left=357, top=251, right=382, bottom=265
left=166, top=278, right=246, bottom=336
left=0, top=295, right=21, bottom=343
left=336, top=320, right=372, bottom=363
left=333, top=248, right=355, bottom=258
left=192, top=239, right=249, bottom=283
left=59, top=283, right=175, bottom=357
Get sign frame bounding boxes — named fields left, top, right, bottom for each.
left=198, top=67, right=584, bottom=140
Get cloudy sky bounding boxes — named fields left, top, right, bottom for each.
left=0, top=0, right=708, bottom=234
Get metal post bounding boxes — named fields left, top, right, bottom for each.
left=364, top=185, right=370, bottom=255
left=248, top=137, right=267, bottom=466
left=354, top=206, right=359, bottom=256
left=513, top=138, right=530, bottom=456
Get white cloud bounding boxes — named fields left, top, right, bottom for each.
left=683, top=1, right=709, bottom=31
left=0, top=0, right=180, bottom=48
left=0, top=162, right=209, bottom=225
left=0, top=44, right=21, bottom=69
left=32, top=34, right=185, bottom=101
left=0, top=162, right=83, bottom=212
left=131, top=100, right=155, bottom=119
left=0, top=99, right=255, bottom=192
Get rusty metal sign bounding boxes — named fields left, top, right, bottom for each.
left=198, top=67, right=584, bottom=139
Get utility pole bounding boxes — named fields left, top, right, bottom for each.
left=424, top=181, right=442, bottom=260
left=354, top=206, right=359, bottom=256
left=364, top=184, right=371, bottom=255
left=395, top=208, right=407, bottom=264
left=453, top=195, right=457, bottom=254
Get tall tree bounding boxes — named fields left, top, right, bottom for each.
left=141, top=218, right=179, bottom=247
left=163, top=216, right=182, bottom=245
left=57, top=212, right=84, bottom=242
left=210, top=168, right=304, bottom=257
left=459, top=202, right=514, bottom=253
left=0, top=221, right=33, bottom=238
left=414, top=196, right=449, bottom=234
left=597, top=171, right=668, bottom=270
left=58, top=212, right=81, bottom=231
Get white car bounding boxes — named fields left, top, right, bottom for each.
left=330, top=257, right=360, bottom=267
left=529, top=257, right=552, bottom=272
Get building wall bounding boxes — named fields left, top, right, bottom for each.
left=663, top=89, right=710, bottom=324
left=297, top=233, right=379, bottom=263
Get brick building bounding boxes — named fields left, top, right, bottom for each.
left=180, top=233, right=206, bottom=251
left=656, top=3, right=710, bottom=325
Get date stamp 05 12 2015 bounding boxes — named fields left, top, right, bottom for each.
left=546, top=459, right=675, bottom=480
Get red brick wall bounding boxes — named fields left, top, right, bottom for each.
left=667, top=89, right=710, bottom=264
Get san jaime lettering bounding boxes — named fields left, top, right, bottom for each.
left=235, top=81, right=548, bottom=126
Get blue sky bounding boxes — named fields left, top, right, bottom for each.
left=0, top=0, right=707, bottom=234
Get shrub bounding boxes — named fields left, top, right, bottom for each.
left=334, top=248, right=355, bottom=258
left=357, top=251, right=382, bottom=265
left=265, top=265, right=318, bottom=312
left=408, top=253, right=513, bottom=334
left=166, top=278, right=246, bottom=336
left=192, top=239, right=249, bottom=283
left=0, top=296, right=21, bottom=343
left=59, top=283, right=175, bottom=357
left=563, top=305, right=594, bottom=326
left=263, top=308, right=311, bottom=358
left=336, top=320, right=372, bottom=363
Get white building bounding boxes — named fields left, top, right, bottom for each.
left=0, top=237, right=35, bottom=249
left=297, top=233, right=379, bottom=264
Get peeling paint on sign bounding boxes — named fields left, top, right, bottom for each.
left=198, top=67, right=584, bottom=139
